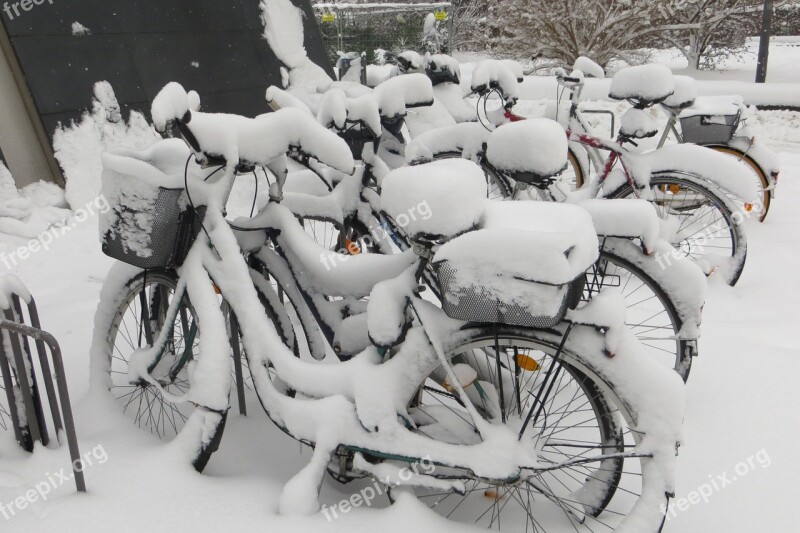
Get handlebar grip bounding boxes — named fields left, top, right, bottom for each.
left=560, top=76, right=582, bottom=84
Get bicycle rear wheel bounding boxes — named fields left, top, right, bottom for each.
left=608, top=174, right=747, bottom=286
left=588, top=250, right=691, bottom=380
left=400, top=328, right=658, bottom=531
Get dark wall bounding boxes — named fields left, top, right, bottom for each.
left=1, top=0, right=332, bottom=138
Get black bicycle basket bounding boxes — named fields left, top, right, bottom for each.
left=434, top=261, right=585, bottom=328
left=101, top=184, right=205, bottom=270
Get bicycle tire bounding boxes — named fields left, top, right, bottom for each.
left=607, top=173, right=748, bottom=286
left=594, top=249, right=692, bottom=381
left=92, top=268, right=226, bottom=472
left=707, top=145, right=771, bottom=223
left=374, top=325, right=671, bottom=532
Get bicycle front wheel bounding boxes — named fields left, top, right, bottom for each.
left=93, top=268, right=226, bottom=472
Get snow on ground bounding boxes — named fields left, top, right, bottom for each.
left=2, top=41, right=800, bottom=531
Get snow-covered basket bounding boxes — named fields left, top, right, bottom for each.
left=679, top=96, right=742, bottom=144
left=99, top=141, right=205, bottom=269
left=433, top=229, right=586, bottom=328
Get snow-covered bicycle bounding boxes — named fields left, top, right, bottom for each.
left=271, top=82, right=704, bottom=382
left=418, top=63, right=757, bottom=287
left=90, top=82, right=685, bottom=532
left=654, top=76, right=779, bottom=222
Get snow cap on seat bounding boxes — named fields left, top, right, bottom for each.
left=573, top=56, right=605, bottom=79
left=609, top=65, right=675, bottom=106
left=381, top=159, right=487, bottom=240
left=486, top=119, right=568, bottom=177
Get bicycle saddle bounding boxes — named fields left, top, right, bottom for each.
left=609, top=64, right=675, bottom=109
left=470, top=60, right=520, bottom=105
left=485, top=119, right=568, bottom=183
left=426, top=54, right=461, bottom=86
left=373, top=73, right=434, bottom=120
left=381, top=158, right=487, bottom=242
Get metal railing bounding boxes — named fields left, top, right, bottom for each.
left=0, top=281, right=86, bottom=492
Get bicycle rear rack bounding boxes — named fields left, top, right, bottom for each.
left=0, top=276, right=86, bottom=492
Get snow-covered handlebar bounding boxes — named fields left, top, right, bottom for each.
left=152, top=82, right=355, bottom=176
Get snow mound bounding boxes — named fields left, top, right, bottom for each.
left=405, top=123, right=490, bottom=163
left=54, top=81, right=159, bottom=209
left=0, top=161, right=72, bottom=240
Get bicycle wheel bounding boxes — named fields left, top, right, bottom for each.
left=588, top=250, right=691, bottom=381
left=709, top=146, right=771, bottom=222
left=609, top=173, right=747, bottom=286
left=97, top=269, right=226, bottom=472
left=563, top=147, right=587, bottom=190
left=432, top=151, right=513, bottom=200
left=403, top=329, right=654, bottom=531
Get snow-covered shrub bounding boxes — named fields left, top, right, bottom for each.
left=53, top=81, right=159, bottom=209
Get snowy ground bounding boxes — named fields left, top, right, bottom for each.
left=2, top=43, right=800, bottom=530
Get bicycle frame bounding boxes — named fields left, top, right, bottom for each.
left=118, top=154, right=655, bottom=488
left=505, top=94, right=639, bottom=198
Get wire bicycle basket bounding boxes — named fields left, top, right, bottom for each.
left=434, top=261, right=585, bottom=329
left=100, top=155, right=206, bottom=270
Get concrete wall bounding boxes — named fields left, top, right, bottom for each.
left=0, top=25, right=58, bottom=187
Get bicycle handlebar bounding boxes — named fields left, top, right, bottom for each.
left=556, top=75, right=584, bottom=89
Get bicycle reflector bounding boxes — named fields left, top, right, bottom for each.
left=345, top=239, right=362, bottom=255
left=515, top=353, right=541, bottom=372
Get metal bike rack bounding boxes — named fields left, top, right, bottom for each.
left=0, top=281, right=86, bottom=493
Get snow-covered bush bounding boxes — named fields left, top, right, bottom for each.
left=53, top=82, right=159, bottom=209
